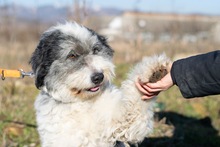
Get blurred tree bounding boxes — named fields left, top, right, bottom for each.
left=67, top=0, right=88, bottom=24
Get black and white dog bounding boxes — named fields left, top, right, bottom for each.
left=30, top=22, right=170, bottom=147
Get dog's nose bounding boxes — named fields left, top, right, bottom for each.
left=91, top=73, right=104, bottom=85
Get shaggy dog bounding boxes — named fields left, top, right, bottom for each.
left=30, top=22, right=170, bottom=147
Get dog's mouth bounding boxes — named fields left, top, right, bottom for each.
left=71, top=84, right=103, bottom=96
left=86, top=85, right=101, bottom=92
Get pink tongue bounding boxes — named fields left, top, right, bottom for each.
left=90, top=86, right=99, bottom=92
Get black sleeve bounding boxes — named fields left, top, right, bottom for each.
left=170, top=50, right=220, bottom=98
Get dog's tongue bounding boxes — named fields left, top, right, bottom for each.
left=89, top=86, right=100, bottom=92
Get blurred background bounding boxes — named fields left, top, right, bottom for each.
left=0, top=0, right=220, bottom=146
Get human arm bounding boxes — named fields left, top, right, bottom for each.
left=136, top=51, right=220, bottom=99
left=171, top=50, right=220, bottom=98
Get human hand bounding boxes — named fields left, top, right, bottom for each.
left=136, top=64, right=174, bottom=100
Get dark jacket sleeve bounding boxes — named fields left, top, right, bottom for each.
left=170, top=50, right=220, bottom=98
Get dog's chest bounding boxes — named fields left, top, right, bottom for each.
left=36, top=99, right=103, bottom=133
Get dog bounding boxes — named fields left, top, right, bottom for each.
left=30, top=22, right=170, bottom=147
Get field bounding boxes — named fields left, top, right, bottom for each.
left=0, top=34, right=220, bottom=147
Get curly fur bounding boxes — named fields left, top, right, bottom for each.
left=30, top=22, right=170, bottom=147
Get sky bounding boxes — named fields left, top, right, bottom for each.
left=1, top=0, right=220, bottom=15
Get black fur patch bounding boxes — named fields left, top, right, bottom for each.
left=30, top=30, right=63, bottom=89
left=87, top=27, right=114, bottom=57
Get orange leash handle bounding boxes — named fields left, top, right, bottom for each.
left=0, top=69, right=22, bottom=80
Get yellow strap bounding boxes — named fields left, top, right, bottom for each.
left=0, top=69, right=22, bottom=79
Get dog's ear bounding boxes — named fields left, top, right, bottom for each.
left=30, top=30, right=61, bottom=89
left=34, top=64, right=49, bottom=89
left=30, top=39, right=50, bottom=89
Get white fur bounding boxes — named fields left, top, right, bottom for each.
left=48, top=22, right=98, bottom=46
left=35, top=54, right=170, bottom=147
left=34, top=23, right=171, bottom=147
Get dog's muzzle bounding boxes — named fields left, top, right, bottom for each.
left=91, top=72, right=104, bottom=85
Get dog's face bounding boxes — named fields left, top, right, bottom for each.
left=30, top=22, right=115, bottom=102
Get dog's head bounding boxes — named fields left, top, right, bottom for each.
left=30, top=22, right=115, bottom=102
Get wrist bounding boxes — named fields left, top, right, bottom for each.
left=170, top=62, right=176, bottom=85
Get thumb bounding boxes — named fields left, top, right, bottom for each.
left=146, top=80, right=163, bottom=89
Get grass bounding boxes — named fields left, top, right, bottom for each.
left=0, top=40, right=220, bottom=146
left=0, top=81, right=39, bottom=147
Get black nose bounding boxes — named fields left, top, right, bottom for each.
left=91, top=73, right=104, bottom=85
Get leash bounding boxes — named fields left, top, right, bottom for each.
left=0, top=68, right=34, bottom=80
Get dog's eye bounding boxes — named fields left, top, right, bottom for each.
left=67, top=50, right=79, bottom=59
left=93, top=47, right=101, bottom=54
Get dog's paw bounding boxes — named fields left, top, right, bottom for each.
left=148, top=66, right=168, bottom=83
left=137, top=54, right=171, bottom=84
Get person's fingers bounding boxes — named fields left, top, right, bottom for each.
left=135, top=82, right=154, bottom=95
left=146, top=82, right=159, bottom=88
left=136, top=81, right=160, bottom=100
left=142, top=83, right=163, bottom=93
left=141, top=92, right=160, bottom=100
left=142, top=95, right=155, bottom=100
left=147, top=73, right=174, bottom=90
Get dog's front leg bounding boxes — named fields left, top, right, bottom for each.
left=115, top=54, right=170, bottom=144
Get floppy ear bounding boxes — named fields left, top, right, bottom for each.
left=30, top=30, right=61, bottom=89
left=30, top=40, right=51, bottom=89
left=35, top=65, right=48, bottom=89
